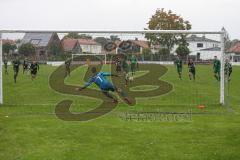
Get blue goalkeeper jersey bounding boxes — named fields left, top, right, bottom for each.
left=84, top=72, right=114, bottom=90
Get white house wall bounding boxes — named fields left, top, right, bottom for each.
left=190, top=50, right=221, bottom=60
left=81, top=45, right=102, bottom=54
left=187, top=41, right=220, bottom=53
left=171, top=41, right=221, bottom=60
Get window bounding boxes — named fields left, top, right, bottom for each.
left=30, top=39, right=41, bottom=45
left=197, top=43, right=203, bottom=48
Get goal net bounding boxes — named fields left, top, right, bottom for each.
left=0, top=29, right=232, bottom=118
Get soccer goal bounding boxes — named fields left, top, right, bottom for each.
left=0, top=29, right=228, bottom=110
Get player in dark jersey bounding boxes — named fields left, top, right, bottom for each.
left=76, top=67, right=132, bottom=105
left=174, top=56, right=183, bottom=79
left=224, top=58, right=232, bottom=81
left=12, top=58, right=21, bottom=83
left=30, top=61, right=39, bottom=80
left=188, top=59, right=196, bottom=81
left=115, top=57, right=122, bottom=73
left=213, top=56, right=221, bottom=81
left=3, top=55, right=8, bottom=75
left=23, top=58, right=29, bottom=74
left=122, top=55, right=130, bottom=86
left=65, top=59, right=71, bottom=77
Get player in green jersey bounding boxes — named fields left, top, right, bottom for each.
left=129, top=54, right=138, bottom=76
left=12, top=58, right=21, bottom=83
left=3, top=55, right=8, bottom=75
left=224, top=58, right=232, bottom=81
left=65, top=59, right=71, bottom=77
left=188, top=59, right=196, bottom=81
left=174, top=56, right=183, bottom=79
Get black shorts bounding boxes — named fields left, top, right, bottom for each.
left=23, top=65, right=28, bottom=70
left=14, top=68, right=19, bottom=73
left=31, top=70, right=37, bottom=75
left=189, top=68, right=195, bottom=75
left=116, top=65, right=121, bottom=72
left=101, top=83, right=116, bottom=92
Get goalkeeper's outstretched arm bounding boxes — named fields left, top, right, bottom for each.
left=76, top=78, right=94, bottom=91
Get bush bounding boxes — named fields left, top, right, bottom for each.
left=176, top=45, right=190, bottom=57
left=159, top=48, right=170, bottom=55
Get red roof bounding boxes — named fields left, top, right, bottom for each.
left=228, top=42, right=240, bottom=54
left=2, top=39, right=15, bottom=45
left=130, top=40, right=149, bottom=49
left=78, top=39, right=99, bottom=45
left=61, top=39, right=78, bottom=51
left=113, top=40, right=149, bottom=49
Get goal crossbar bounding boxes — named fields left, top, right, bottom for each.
left=0, top=29, right=224, bottom=34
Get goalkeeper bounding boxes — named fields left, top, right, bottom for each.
left=76, top=67, right=132, bottom=105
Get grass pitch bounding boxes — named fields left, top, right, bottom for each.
left=0, top=64, right=240, bottom=160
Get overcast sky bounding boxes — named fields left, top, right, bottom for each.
left=0, top=0, right=239, bottom=39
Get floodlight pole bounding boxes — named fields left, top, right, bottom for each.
left=220, top=28, right=226, bottom=105
left=0, top=32, right=3, bottom=104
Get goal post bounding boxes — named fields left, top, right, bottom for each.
left=0, top=29, right=226, bottom=106
left=220, top=28, right=226, bottom=105
left=0, top=32, right=3, bottom=104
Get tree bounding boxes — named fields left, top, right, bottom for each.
left=110, top=35, right=120, bottom=41
left=159, top=48, right=170, bottom=55
left=79, top=34, right=92, bottom=39
left=3, top=42, right=17, bottom=54
left=94, top=37, right=109, bottom=46
left=175, top=45, right=190, bottom=57
left=18, top=43, right=35, bottom=56
left=64, top=33, right=92, bottom=39
left=64, top=33, right=81, bottom=39
left=48, top=44, right=62, bottom=56
left=142, top=48, right=151, bottom=55
left=145, top=8, right=192, bottom=51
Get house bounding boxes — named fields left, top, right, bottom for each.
left=21, top=32, right=61, bottom=60
left=78, top=39, right=102, bottom=54
left=61, top=39, right=82, bottom=54
left=2, top=39, right=15, bottom=45
left=227, top=42, right=240, bottom=62
left=172, top=35, right=221, bottom=60
left=2, top=39, right=17, bottom=54
left=130, top=40, right=150, bottom=54
left=104, top=39, right=150, bottom=54
left=198, top=47, right=221, bottom=60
